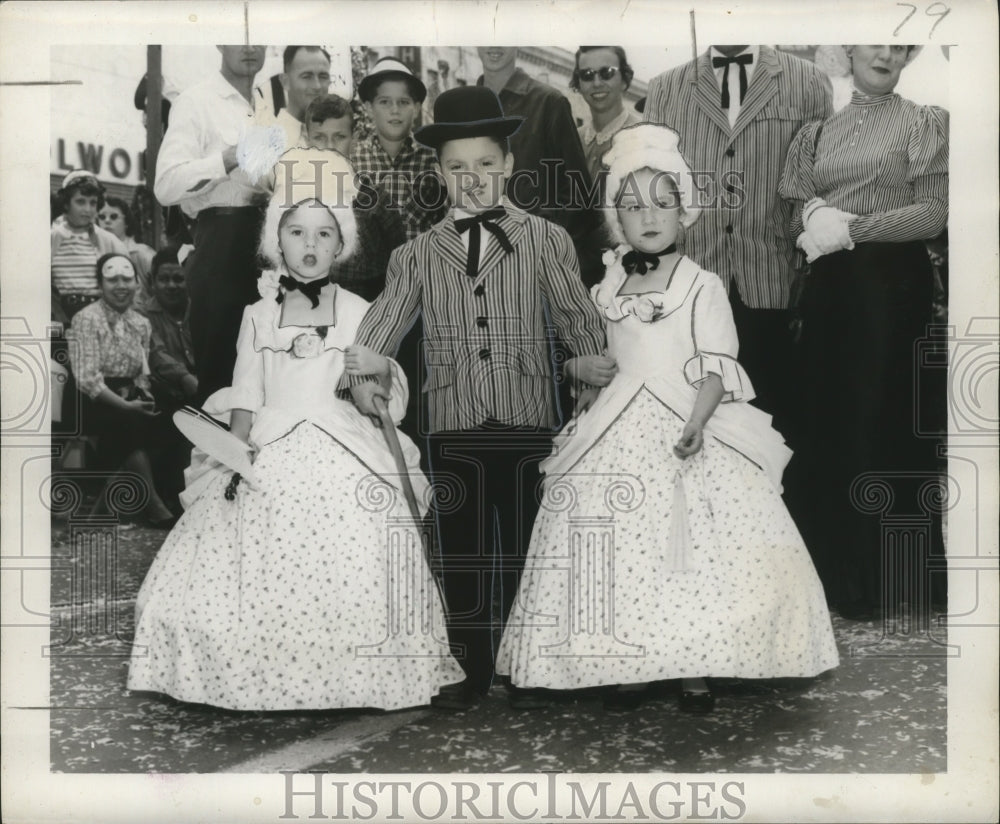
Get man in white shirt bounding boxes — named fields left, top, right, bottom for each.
left=154, top=45, right=269, bottom=401
left=273, top=46, right=332, bottom=150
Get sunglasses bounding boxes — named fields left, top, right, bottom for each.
left=578, top=66, right=620, bottom=82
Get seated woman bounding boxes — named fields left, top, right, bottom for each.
left=66, top=253, right=176, bottom=526
left=98, top=196, right=156, bottom=310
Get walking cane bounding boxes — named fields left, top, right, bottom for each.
left=371, top=395, right=448, bottom=609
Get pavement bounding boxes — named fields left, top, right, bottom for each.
left=47, top=515, right=948, bottom=774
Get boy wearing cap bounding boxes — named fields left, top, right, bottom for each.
left=342, top=86, right=610, bottom=710
left=350, top=56, right=448, bottom=241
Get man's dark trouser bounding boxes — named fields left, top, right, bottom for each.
left=185, top=207, right=265, bottom=404
left=728, top=283, right=797, bottom=443
left=427, top=424, right=552, bottom=694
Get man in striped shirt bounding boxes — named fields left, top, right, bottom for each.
left=342, top=87, right=609, bottom=710
left=644, top=45, right=833, bottom=435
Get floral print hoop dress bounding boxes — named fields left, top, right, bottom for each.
left=128, top=272, right=464, bottom=711
left=495, top=248, right=839, bottom=690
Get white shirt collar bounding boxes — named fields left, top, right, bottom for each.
left=581, top=106, right=633, bottom=147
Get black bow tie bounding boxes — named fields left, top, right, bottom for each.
left=455, top=208, right=513, bottom=278
left=712, top=53, right=753, bottom=109
left=622, top=244, right=677, bottom=275
left=278, top=274, right=330, bottom=308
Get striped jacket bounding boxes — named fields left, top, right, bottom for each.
left=340, top=206, right=606, bottom=433
left=644, top=47, right=833, bottom=309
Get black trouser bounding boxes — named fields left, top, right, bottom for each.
left=427, top=424, right=552, bottom=694
left=184, top=207, right=264, bottom=403
left=727, top=283, right=797, bottom=441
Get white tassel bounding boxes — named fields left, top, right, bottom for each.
left=670, top=469, right=692, bottom=571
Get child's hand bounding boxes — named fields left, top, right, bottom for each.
left=350, top=380, right=390, bottom=418
left=125, top=398, right=159, bottom=418
left=344, top=345, right=391, bottom=378
left=673, top=421, right=704, bottom=459
left=566, top=355, right=618, bottom=387
left=575, top=386, right=601, bottom=415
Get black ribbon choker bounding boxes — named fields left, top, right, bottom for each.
left=278, top=274, right=330, bottom=308
left=622, top=244, right=677, bottom=275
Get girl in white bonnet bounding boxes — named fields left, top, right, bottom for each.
left=128, top=148, right=464, bottom=711
left=496, top=124, right=838, bottom=712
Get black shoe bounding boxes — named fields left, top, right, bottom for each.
left=431, top=682, right=479, bottom=712
left=678, top=679, right=714, bottom=714
left=603, top=685, right=646, bottom=713
left=507, top=686, right=552, bottom=710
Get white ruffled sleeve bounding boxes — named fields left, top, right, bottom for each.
left=682, top=274, right=756, bottom=403
left=204, top=306, right=265, bottom=418
left=384, top=357, right=409, bottom=424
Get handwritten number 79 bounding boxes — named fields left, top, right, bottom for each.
left=894, top=2, right=951, bottom=39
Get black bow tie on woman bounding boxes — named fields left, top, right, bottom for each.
left=455, top=208, right=514, bottom=278
left=277, top=274, right=330, bottom=307
left=712, top=53, right=753, bottom=109
left=622, top=244, right=677, bottom=275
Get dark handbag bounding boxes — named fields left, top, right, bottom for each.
left=787, top=121, right=824, bottom=345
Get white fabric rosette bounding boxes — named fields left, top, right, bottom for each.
left=591, top=245, right=631, bottom=320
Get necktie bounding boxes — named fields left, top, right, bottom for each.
left=278, top=274, right=329, bottom=308
left=622, top=243, right=677, bottom=275
left=454, top=208, right=514, bottom=279
left=712, top=54, right=753, bottom=109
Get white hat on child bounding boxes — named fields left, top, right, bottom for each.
left=259, top=147, right=359, bottom=269
left=601, top=123, right=702, bottom=233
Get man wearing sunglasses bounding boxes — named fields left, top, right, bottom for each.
left=570, top=46, right=642, bottom=182
left=643, top=45, right=832, bottom=442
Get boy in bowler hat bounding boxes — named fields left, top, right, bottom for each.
left=341, top=86, right=612, bottom=710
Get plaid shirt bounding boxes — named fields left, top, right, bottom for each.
left=350, top=133, right=447, bottom=242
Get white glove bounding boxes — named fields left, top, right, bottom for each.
left=796, top=231, right=825, bottom=263
left=804, top=204, right=856, bottom=255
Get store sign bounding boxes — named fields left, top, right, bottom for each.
left=52, top=138, right=146, bottom=185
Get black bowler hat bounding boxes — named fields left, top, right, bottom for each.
left=413, top=86, right=524, bottom=150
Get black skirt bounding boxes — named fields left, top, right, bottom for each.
left=79, top=377, right=164, bottom=470
left=786, top=240, right=945, bottom=612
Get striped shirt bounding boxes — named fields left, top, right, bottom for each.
left=67, top=299, right=152, bottom=399
left=643, top=46, right=833, bottom=309
left=350, top=133, right=447, bottom=242
left=339, top=205, right=606, bottom=432
left=779, top=91, right=949, bottom=244
left=50, top=217, right=127, bottom=297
